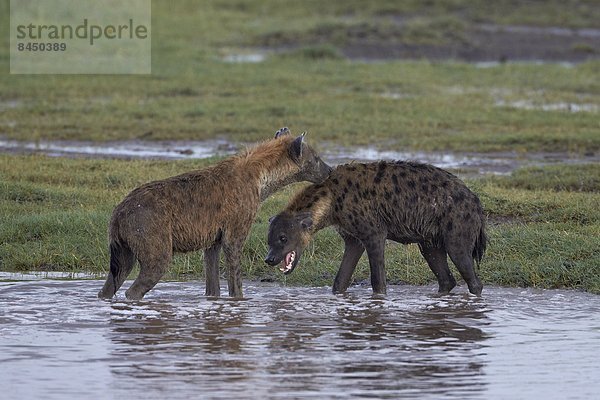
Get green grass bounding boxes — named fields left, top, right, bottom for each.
left=0, top=0, right=599, bottom=153
left=0, top=1, right=599, bottom=293
left=483, top=164, right=600, bottom=192
left=1, top=155, right=598, bottom=293
left=1, top=60, right=598, bottom=152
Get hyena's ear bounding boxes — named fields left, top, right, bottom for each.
left=296, top=212, right=313, bottom=230
left=289, top=132, right=306, bottom=162
left=274, top=127, right=291, bottom=138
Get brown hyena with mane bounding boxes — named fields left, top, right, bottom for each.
left=98, top=128, right=331, bottom=300
left=265, top=161, right=486, bottom=295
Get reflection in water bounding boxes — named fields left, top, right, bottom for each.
left=0, top=280, right=599, bottom=399
left=105, top=286, right=490, bottom=398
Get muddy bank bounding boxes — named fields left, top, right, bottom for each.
left=1, top=138, right=598, bottom=176
left=256, top=22, right=600, bottom=63
left=342, top=24, right=600, bottom=62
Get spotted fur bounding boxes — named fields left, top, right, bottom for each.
left=266, top=161, right=486, bottom=295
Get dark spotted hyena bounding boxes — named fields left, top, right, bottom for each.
left=98, top=128, right=332, bottom=300
left=265, top=161, right=486, bottom=295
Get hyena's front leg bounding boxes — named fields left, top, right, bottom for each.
left=223, top=237, right=246, bottom=298
left=333, top=235, right=365, bottom=294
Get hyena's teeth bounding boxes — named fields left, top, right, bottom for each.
left=279, top=265, right=292, bottom=273
left=279, top=251, right=295, bottom=273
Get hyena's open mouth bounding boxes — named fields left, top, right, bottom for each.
left=279, top=251, right=297, bottom=274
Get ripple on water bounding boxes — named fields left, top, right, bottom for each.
left=0, top=280, right=598, bottom=399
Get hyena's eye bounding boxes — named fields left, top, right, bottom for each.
left=279, top=235, right=288, bottom=244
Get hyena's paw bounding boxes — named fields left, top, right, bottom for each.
left=274, top=127, right=290, bottom=138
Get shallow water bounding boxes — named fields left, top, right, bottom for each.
left=495, top=99, right=598, bottom=113
left=0, top=280, right=598, bottom=399
left=0, top=138, right=237, bottom=160
left=1, top=138, right=598, bottom=176
left=221, top=53, right=266, bottom=63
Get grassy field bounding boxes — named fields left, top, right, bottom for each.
left=1, top=1, right=599, bottom=293
left=1, top=154, right=598, bottom=293
left=0, top=0, right=599, bottom=152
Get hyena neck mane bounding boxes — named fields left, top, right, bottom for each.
left=237, top=136, right=304, bottom=201
left=287, top=183, right=333, bottom=232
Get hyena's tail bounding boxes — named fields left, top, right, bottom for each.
left=472, top=223, right=487, bottom=266
left=98, top=240, right=135, bottom=299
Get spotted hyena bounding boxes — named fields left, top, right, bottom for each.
left=265, top=161, right=486, bottom=295
left=98, top=128, right=332, bottom=300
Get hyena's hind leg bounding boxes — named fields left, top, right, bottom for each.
left=98, top=242, right=136, bottom=299
left=418, top=243, right=456, bottom=294
left=222, top=223, right=253, bottom=298
left=446, top=238, right=483, bottom=296
left=125, top=246, right=172, bottom=300
left=204, top=241, right=222, bottom=297
left=223, top=239, right=245, bottom=298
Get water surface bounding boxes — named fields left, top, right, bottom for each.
left=2, top=138, right=598, bottom=176
left=0, top=280, right=598, bottom=399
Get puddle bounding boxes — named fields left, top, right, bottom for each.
left=325, top=146, right=509, bottom=171
left=0, top=99, right=22, bottom=112
left=378, top=92, right=412, bottom=99
left=0, top=271, right=102, bottom=281
left=0, top=138, right=238, bottom=160
left=495, top=99, right=598, bottom=113
left=474, top=60, right=576, bottom=68
left=1, top=138, right=598, bottom=176
left=478, top=24, right=600, bottom=39
left=221, top=53, right=266, bottom=63
left=321, top=145, right=599, bottom=176
left=0, top=280, right=598, bottom=399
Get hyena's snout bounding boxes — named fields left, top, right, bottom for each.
left=310, top=161, right=332, bottom=184
left=264, top=249, right=281, bottom=266
left=320, top=161, right=333, bottom=178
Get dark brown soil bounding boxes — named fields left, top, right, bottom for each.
left=262, top=22, right=600, bottom=63
left=342, top=25, right=599, bottom=62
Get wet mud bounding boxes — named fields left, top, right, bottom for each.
left=341, top=24, right=600, bottom=63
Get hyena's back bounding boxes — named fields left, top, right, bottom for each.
left=111, top=159, right=255, bottom=255
left=328, top=161, right=485, bottom=253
